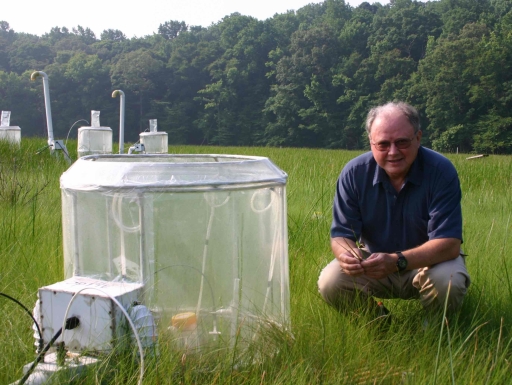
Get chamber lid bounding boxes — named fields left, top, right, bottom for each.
left=140, top=132, right=168, bottom=136
left=60, top=154, right=287, bottom=191
left=78, top=126, right=112, bottom=131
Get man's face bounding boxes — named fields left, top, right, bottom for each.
left=369, top=110, right=422, bottom=182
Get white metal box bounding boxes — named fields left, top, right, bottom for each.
left=37, top=277, right=143, bottom=353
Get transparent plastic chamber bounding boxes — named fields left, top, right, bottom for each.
left=60, top=154, right=290, bottom=349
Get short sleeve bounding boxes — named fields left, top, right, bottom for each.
left=331, top=167, right=363, bottom=241
left=428, top=170, right=463, bottom=242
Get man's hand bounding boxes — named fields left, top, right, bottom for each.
left=360, top=253, right=397, bottom=279
left=336, top=250, right=365, bottom=277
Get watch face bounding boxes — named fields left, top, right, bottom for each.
left=397, top=257, right=407, bottom=271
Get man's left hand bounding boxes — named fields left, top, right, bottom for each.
left=360, top=253, right=397, bottom=279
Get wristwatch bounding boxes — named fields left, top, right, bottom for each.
left=396, top=251, right=408, bottom=272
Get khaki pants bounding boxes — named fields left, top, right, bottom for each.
left=318, top=255, right=470, bottom=313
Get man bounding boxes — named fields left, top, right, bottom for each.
left=318, top=101, right=470, bottom=316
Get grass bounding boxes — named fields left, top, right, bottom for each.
left=1, top=138, right=512, bottom=384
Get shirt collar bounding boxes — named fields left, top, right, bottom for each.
left=372, top=146, right=424, bottom=187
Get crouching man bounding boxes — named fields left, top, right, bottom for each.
left=318, top=102, right=470, bottom=317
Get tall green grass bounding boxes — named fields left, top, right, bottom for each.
left=1, top=139, right=512, bottom=384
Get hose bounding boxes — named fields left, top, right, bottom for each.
left=61, top=286, right=146, bottom=385
left=195, top=193, right=230, bottom=318
left=0, top=292, right=43, bottom=353
left=18, top=317, right=80, bottom=385
left=65, top=119, right=89, bottom=146
left=111, top=193, right=141, bottom=279
left=155, top=264, right=219, bottom=334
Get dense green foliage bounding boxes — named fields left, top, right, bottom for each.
left=1, top=0, right=512, bottom=152
left=2, top=140, right=512, bottom=384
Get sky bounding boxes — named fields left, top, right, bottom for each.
left=3, top=0, right=388, bottom=39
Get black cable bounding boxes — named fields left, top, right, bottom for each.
left=54, top=140, right=72, bottom=162
left=0, top=292, right=43, bottom=353
left=35, top=144, right=50, bottom=154
left=18, top=317, right=80, bottom=385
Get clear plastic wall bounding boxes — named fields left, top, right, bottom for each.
left=60, top=154, right=289, bottom=348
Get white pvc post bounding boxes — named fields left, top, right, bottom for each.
left=112, top=90, right=125, bottom=154
left=31, top=71, right=55, bottom=148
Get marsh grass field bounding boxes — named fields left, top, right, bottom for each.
left=1, top=138, right=512, bottom=384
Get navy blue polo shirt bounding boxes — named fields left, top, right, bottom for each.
left=331, top=146, right=462, bottom=253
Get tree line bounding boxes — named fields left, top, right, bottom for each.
left=1, top=0, right=512, bottom=153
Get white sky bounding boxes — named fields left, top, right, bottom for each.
left=3, top=0, right=388, bottom=38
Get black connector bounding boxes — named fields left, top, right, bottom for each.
left=65, top=316, right=80, bottom=330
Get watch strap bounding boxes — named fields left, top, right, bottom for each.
left=395, top=251, right=407, bottom=272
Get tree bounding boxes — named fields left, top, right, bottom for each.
left=473, top=114, right=512, bottom=153
left=72, top=26, right=97, bottom=45
left=433, top=0, right=492, bottom=37
left=8, top=35, right=54, bottom=74
left=158, top=21, right=188, bottom=40
left=0, top=21, right=10, bottom=32
left=194, top=14, right=274, bottom=145
left=100, top=29, right=126, bottom=42
left=44, top=26, right=71, bottom=44
left=162, top=26, right=222, bottom=144
left=264, top=23, right=344, bottom=147
left=0, top=21, right=15, bottom=71
left=414, top=23, right=489, bottom=152
left=368, top=0, right=442, bottom=62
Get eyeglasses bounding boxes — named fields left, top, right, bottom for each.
left=370, top=137, right=416, bottom=151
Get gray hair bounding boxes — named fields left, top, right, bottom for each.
left=365, top=101, right=420, bottom=135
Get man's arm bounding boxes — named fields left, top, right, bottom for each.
left=360, top=237, right=461, bottom=279
left=394, top=237, right=461, bottom=270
